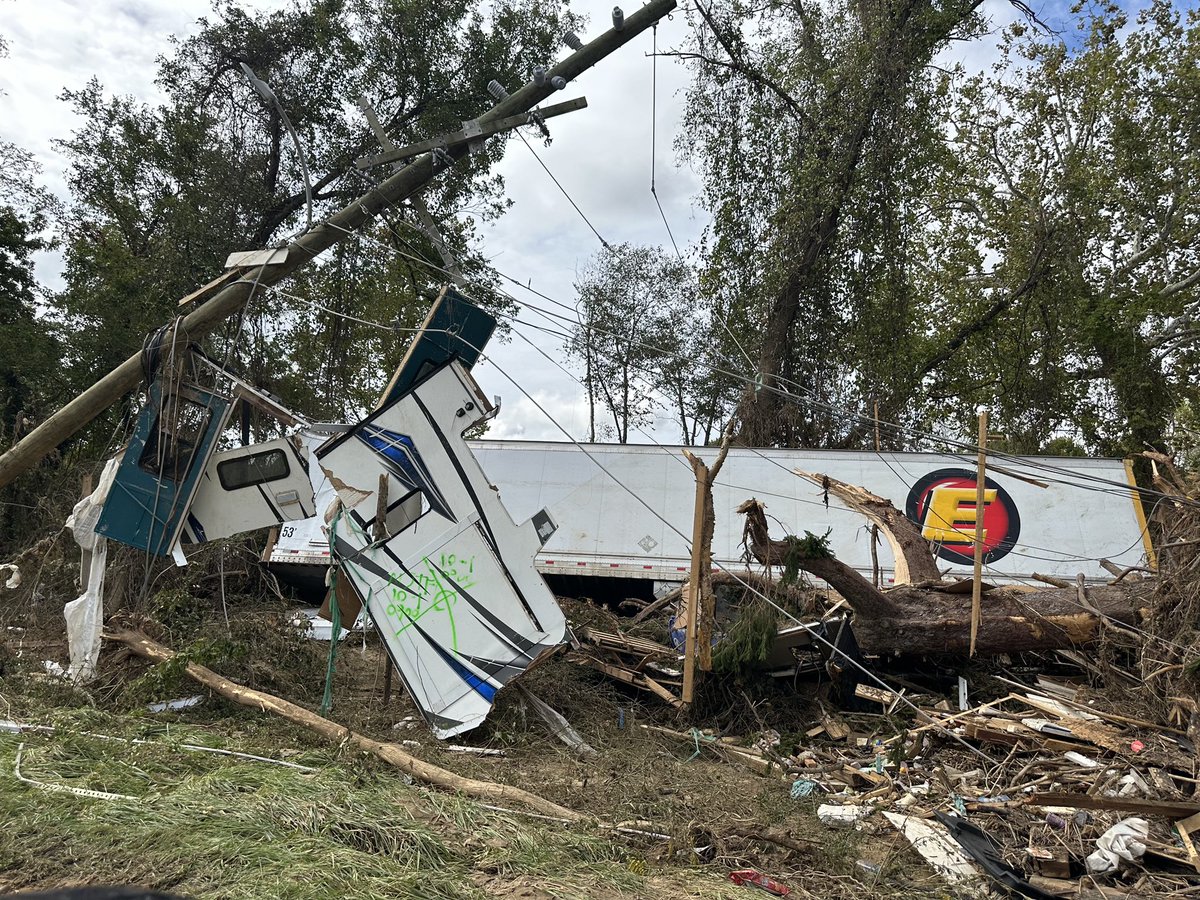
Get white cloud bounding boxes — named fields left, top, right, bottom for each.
left=474, top=1, right=705, bottom=444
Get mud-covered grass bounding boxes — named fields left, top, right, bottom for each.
left=0, top=689, right=748, bottom=900
left=0, top=640, right=952, bottom=899
left=0, top=571, right=947, bottom=899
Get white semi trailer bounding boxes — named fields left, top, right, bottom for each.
left=266, top=438, right=1154, bottom=590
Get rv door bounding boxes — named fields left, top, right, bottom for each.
left=183, top=438, right=316, bottom=543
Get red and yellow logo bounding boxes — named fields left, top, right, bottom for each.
left=905, top=469, right=1021, bottom=565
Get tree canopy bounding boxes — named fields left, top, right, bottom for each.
left=4, top=0, right=1200, bottom=484
left=629, top=0, right=1200, bottom=457
left=46, top=0, right=579, bottom=430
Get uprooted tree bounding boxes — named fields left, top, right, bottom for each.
left=735, top=473, right=1153, bottom=656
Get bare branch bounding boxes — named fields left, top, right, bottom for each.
left=691, top=1, right=810, bottom=125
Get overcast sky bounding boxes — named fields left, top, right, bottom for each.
left=0, top=0, right=1026, bottom=444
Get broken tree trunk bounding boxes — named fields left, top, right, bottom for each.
left=106, top=629, right=584, bottom=821
left=793, top=470, right=942, bottom=585
left=736, top=498, right=1152, bottom=655
left=683, top=430, right=734, bottom=680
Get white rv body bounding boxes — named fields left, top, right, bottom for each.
left=316, top=362, right=566, bottom=738
left=270, top=441, right=1152, bottom=586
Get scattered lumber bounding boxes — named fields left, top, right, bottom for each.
left=737, top=497, right=1152, bottom=655
left=105, top=628, right=585, bottom=821
left=1029, top=794, right=1200, bottom=820
left=573, top=655, right=682, bottom=707
left=577, top=626, right=676, bottom=659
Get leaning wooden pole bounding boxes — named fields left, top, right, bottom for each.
left=107, top=629, right=585, bottom=821
left=681, top=469, right=706, bottom=704
left=969, top=408, right=988, bottom=657
left=680, top=430, right=734, bottom=703
left=0, top=0, right=677, bottom=491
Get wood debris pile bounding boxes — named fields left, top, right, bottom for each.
left=822, top=678, right=1198, bottom=897
left=557, top=458, right=1200, bottom=897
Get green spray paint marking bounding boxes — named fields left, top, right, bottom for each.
left=331, top=509, right=478, bottom=654
left=383, top=555, right=477, bottom=652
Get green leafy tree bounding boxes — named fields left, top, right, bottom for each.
left=679, top=0, right=995, bottom=447
left=0, top=29, right=61, bottom=439
left=679, top=0, right=1200, bottom=460
left=0, top=30, right=66, bottom=548
left=567, top=243, right=733, bottom=444
left=50, top=0, right=579, bottom=432
left=907, top=1, right=1200, bottom=455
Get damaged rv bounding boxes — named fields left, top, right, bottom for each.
left=77, top=287, right=567, bottom=738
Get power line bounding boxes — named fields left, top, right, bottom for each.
left=448, top=338, right=999, bottom=763
left=320, top=184, right=1198, bottom=513
left=503, top=281, right=1197, bottom=509
left=514, top=130, right=611, bottom=251
left=286, top=260, right=1156, bottom=572
left=504, top=316, right=1133, bottom=567
left=263, top=240, right=1184, bottom=698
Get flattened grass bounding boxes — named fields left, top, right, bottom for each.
left=0, top=703, right=734, bottom=900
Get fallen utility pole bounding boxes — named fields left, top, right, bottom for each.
left=356, top=96, right=588, bottom=169
left=0, top=0, right=676, bottom=491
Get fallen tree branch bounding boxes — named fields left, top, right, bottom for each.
left=737, top=498, right=899, bottom=617
left=105, top=628, right=585, bottom=821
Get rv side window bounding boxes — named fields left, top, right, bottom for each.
left=138, top=400, right=213, bottom=482
left=217, top=448, right=290, bottom=491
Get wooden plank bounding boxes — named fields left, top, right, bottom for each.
left=1030, top=792, right=1200, bottom=819
left=881, top=694, right=1017, bottom=746
left=177, top=268, right=242, bottom=307
left=225, top=248, right=289, bottom=268
left=1177, top=811, right=1200, bottom=874
left=641, top=673, right=684, bottom=708
left=638, top=724, right=776, bottom=774
left=578, top=627, right=675, bottom=657
left=682, top=460, right=705, bottom=704
left=854, top=683, right=895, bottom=705
left=821, top=710, right=850, bottom=741
left=575, top=657, right=682, bottom=708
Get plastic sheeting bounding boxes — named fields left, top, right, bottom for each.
left=1086, top=818, right=1149, bottom=874
left=0, top=564, right=20, bottom=589
left=63, top=458, right=119, bottom=682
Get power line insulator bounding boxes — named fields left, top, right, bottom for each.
left=563, top=31, right=583, bottom=50
left=612, top=7, right=625, bottom=30
left=487, top=80, right=509, bottom=100
left=533, top=67, right=547, bottom=86
left=550, top=76, right=567, bottom=91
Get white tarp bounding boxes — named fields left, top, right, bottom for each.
left=63, top=457, right=119, bottom=682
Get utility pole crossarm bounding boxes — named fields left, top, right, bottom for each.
left=356, top=97, right=589, bottom=170
left=0, top=0, right=676, bottom=491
